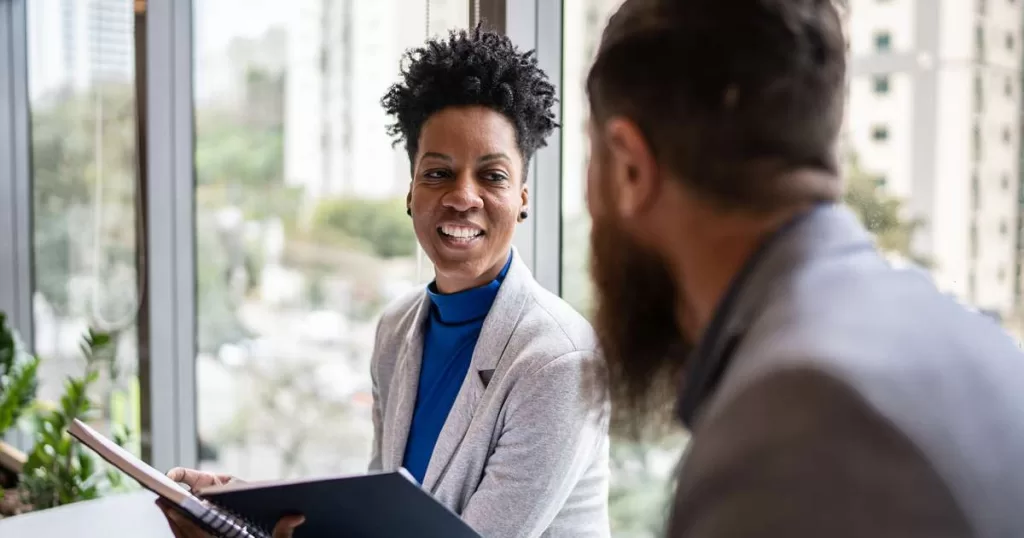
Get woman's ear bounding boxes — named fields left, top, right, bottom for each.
left=518, top=184, right=529, bottom=221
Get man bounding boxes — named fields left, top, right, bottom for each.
left=586, top=0, right=1024, bottom=536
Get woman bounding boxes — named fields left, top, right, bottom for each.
left=160, top=26, right=610, bottom=538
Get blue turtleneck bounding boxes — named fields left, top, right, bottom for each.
left=402, top=252, right=513, bottom=484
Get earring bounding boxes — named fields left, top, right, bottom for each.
left=519, top=210, right=529, bottom=221
left=406, top=207, right=412, bottom=217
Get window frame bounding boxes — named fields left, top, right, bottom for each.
left=0, top=0, right=32, bottom=344
left=0, top=0, right=33, bottom=451
left=504, top=0, right=564, bottom=294
left=144, top=0, right=198, bottom=471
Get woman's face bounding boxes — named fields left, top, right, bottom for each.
left=409, top=106, right=527, bottom=294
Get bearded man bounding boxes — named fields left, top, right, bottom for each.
left=585, top=0, right=1024, bottom=536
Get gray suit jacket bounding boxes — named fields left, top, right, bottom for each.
left=368, top=251, right=610, bottom=538
left=669, top=204, right=1024, bottom=537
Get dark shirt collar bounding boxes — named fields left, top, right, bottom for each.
left=426, top=251, right=513, bottom=325
left=676, top=203, right=872, bottom=428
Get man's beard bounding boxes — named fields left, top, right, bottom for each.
left=590, top=214, right=692, bottom=436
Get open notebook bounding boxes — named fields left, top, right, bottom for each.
left=68, top=419, right=481, bottom=538
left=69, top=419, right=271, bottom=537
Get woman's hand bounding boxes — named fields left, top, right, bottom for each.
left=156, top=499, right=305, bottom=538
left=167, top=467, right=240, bottom=492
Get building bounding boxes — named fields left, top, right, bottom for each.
left=845, top=0, right=1024, bottom=315
left=561, top=0, right=624, bottom=219
left=282, top=0, right=468, bottom=205
left=28, top=0, right=134, bottom=100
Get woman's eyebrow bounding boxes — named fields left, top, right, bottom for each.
left=420, top=151, right=453, bottom=163
left=478, top=153, right=511, bottom=164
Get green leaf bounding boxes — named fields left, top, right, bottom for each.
left=78, top=451, right=95, bottom=477
left=0, top=313, right=40, bottom=434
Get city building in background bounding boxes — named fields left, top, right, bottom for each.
left=845, top=0, right=1024, bottom=316
left=279, top=0, right=468, bottom=204
left=27, top=0, right=134, bottom=100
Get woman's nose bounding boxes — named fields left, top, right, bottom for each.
left=442, top=173, right=484, bottom=212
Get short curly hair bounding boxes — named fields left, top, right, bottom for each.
left=381, top=26, right=558, bottom=171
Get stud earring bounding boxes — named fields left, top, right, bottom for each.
left=519, top=210, right=529, bottom=220
left=406, top=207, right=412, bottom=217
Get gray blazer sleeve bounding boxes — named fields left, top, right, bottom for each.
left=460, top=351, right=609, bottom=538
left=668, top=368, right=972, bottom=538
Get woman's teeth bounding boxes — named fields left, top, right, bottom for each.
left=440, top=225, right=483, bottom=239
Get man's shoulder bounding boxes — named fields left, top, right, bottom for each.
left=706, top=261, right=1024, bottom=534
left=739, top=259, right=1023, bottom=386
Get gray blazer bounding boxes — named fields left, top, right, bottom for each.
left=368, top=251, right=610, bottom=538
left=668, top=204, right=1024, bottom=537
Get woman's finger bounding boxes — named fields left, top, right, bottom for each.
left=271, top=515, right=306, bottom=538
left=167, top=467, right=226, bottom=489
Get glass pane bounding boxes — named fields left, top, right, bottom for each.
left=192, top=0, right=467, bottom=480
left=561, top=2, right=683, bottom=536
left=27, top=0, right=142, bottom=453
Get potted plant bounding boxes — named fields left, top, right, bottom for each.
left=0, top=312, right=130, bottom=519
left=0, top=312, right=40, bottom=517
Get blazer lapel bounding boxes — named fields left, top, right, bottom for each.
left=420, top=251, right=532, bottom=491
left=382, top=293, right=430, bottom=471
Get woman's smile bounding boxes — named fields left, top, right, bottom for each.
left=438, top=222, right=485, bottom=243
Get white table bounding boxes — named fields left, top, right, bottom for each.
left=0, top=491, right=173, bottom=537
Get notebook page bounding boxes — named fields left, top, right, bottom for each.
left=68, top=419, right=191, bottom=505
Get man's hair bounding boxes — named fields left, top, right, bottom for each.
left=587, top=0, right=847, bottom=209
left=382, top=25, right=558, bottom=167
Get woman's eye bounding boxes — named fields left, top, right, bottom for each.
left=424, top=170, right=450, bottom=180
left=484, top=171, right=509, bottom=182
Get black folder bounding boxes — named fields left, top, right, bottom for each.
left=200, top=471, right=482, bottom=538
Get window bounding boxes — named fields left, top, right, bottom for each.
left=973, top=124, right=983, bottom=162
left=972, top=174, right=981, bottom=211
left=874, top=31, right=892, bottom=52
left=873, top=74, right=890, bottom=94
left=872, top=125, right=890, bottom=141
left=971, top=223, right=980, bottom=258
left=976, top=26, right=986, bottom=61
left=974, top=74, right=984, bottom=113
left=191, top=0, right=464, bottom=480
left=26, top=0, right=141, bottom=453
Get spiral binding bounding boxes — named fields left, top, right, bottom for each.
left=183, top=497, right=272, bottom=538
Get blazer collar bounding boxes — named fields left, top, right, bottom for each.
left=383, top=248, right=533, bottom=488
left=675, top=204, right=877, bottom=428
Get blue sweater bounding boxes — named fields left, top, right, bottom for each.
left=402, top=253, right=513, bottom=484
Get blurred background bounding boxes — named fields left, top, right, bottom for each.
left=2, top=0, right=1022, bottom=536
